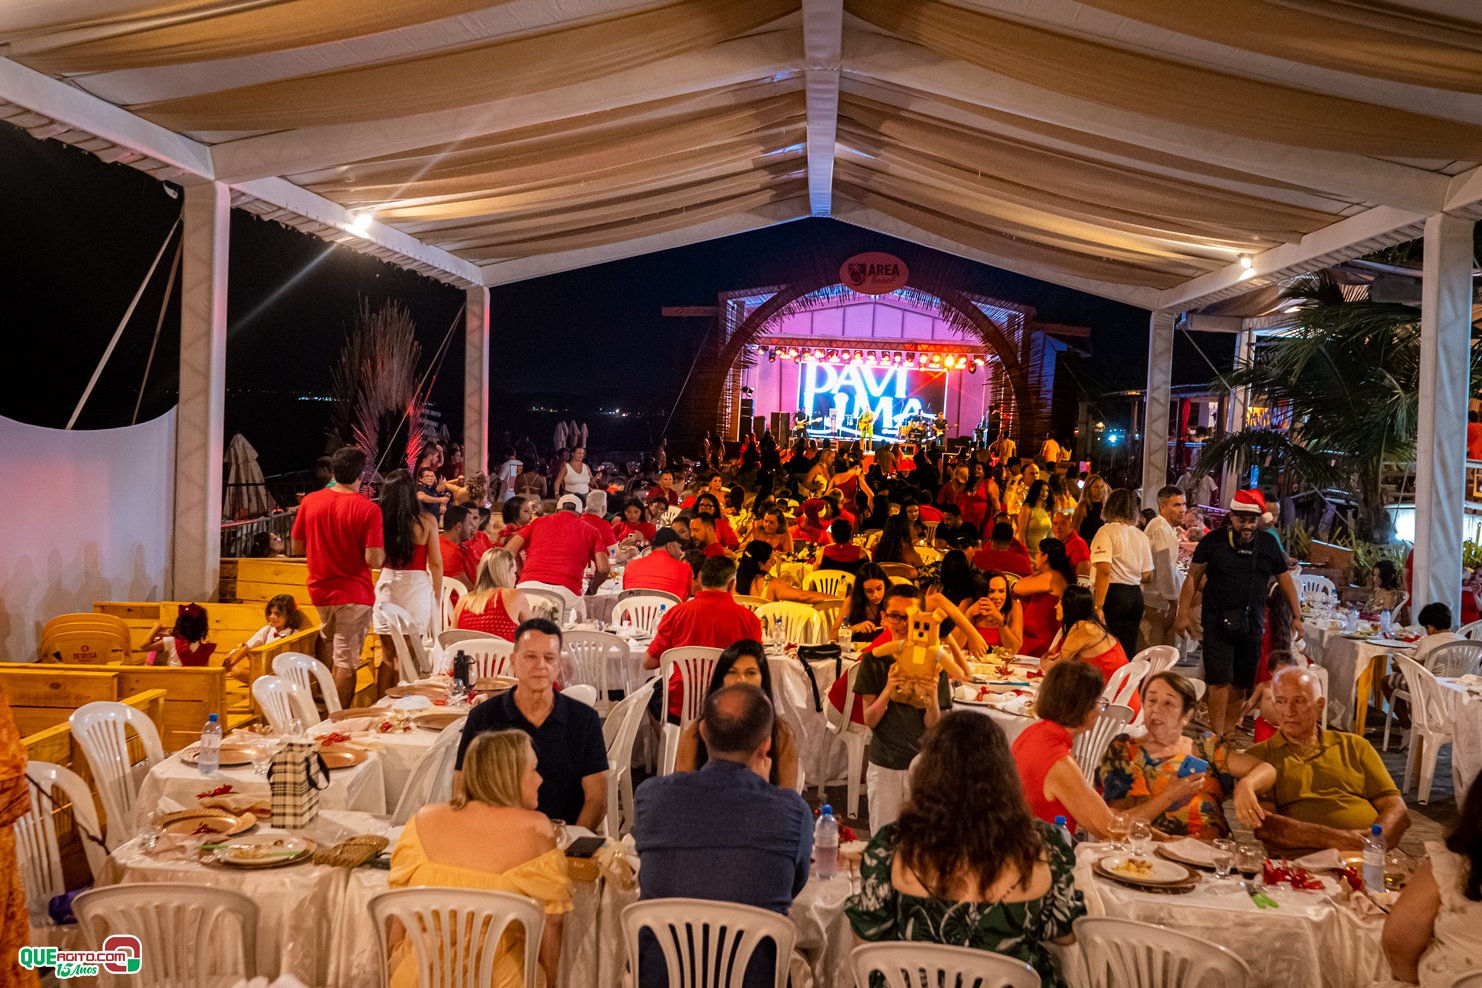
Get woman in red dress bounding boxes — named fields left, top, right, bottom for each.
left=1011, top=538, right=1075, bottom=657
left=454, top=549, right=533, bottom=641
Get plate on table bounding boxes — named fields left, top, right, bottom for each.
left=318, top=747, right=368, bottom=770
left=474, top=676, right=517, bottom=695
left=202, top=834, right=316, bottom=869
left=1157, top=841, right=1218, bottom=871
left=1094, top=854, right=1199, bottom=890
left=163, top=810, right=256, bottom=837
left=328, top=706, right=391, bottom=723
left=385, top=684, right=446, bottom=700
left=412, top=710, right=465, bottom=732
left=180, top=743, right=256, bottom=767
left=1367, top=638, right=1418, bottom=649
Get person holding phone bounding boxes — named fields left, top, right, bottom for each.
left=1098, top=672, right=1275, bottom=839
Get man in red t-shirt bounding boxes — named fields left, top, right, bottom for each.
left=505, top=503, right=610, bottom=608
left=644, top=556, right=761, bottom=718
left=438, top=505, right=479, bottom=588
left=691, top=516, right=729, bottom=558
left=290, top=446, right=385, bottom=707
left=621, top=529, right=694, bottom=602
left=1052, top=510, right=1092, bottom=578
left=971, top=521, right=1033, bottom=577
left=648, top=470, right=681, bottom=505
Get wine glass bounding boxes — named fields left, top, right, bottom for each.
left=249, top=735, right=277, bottom=777
left=1106, top=812, right=1131, bottom=852
left=1211, top=838, right=1236, bottom=881
left=551, top=819, right=571, bottom=851
left=139, top=809, right=165, bottom=852
left=1128, top=819, right=1153, bottom=859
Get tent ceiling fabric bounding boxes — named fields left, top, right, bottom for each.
left=3, top=0, right=1481, bottom=306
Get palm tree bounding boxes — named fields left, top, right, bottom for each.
left=1192, top=271, right=1481, bottom=540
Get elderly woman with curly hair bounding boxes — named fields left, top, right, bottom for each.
left=847, top=711, right=1086, bottom=987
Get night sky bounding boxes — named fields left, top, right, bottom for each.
left=0, top=121, right=1232, bottom=475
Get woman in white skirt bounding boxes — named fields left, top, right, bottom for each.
left=373, top=469, right=442, bottom=692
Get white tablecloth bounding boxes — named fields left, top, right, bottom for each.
left=1440, top=677, right=1482, bottom=803
left=309, top=719, right=441, bottom=812
left=137, top=744, right=387, bottom=818
left=956, top=700, right=1036, bottom=745
left=1308, top=625, right=1415, bottom=734
left=1073, top=843, right=1388, bottom=988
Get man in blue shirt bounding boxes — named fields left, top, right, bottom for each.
left=632, top=684, right=813, bottom=988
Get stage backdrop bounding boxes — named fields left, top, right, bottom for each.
left=0, top=410, right=176, bottom=662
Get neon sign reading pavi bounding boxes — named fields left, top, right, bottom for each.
left=799, top=362, right=944, bottom=438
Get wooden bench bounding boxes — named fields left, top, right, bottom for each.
left=2, top=665, right=251, bottom=753
left=91, top=600, right=322, bottom=684
left=222, top=557, right=381, bottom=605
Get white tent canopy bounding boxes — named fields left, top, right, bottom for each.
left=1, top=0, right=1476, bottom=611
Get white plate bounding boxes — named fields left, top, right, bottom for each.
left=1097, top=854, right=1192, bottom=885
left=206, top=833, right=314, bottom=868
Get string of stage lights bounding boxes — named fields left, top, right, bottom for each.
left=754, top=342, right=988, bottom=373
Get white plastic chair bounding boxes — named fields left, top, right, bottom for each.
left=378, top=601, right=433, bottom=681
left=603, top=679, right=659, bottom=838
left=438, top=575, right=468, bottom=634
left=619, top=587, right=681, bottom=604
left=734, top=595, right=770, bottom=613
left=851, top=942, right=1041, bottom=988
left=272, top=651, right=341, bottom=716
left=390, top=715, right=466, bottom=825
left=623, top=898, right=797, bottom=988
left=1074, top=916, right=1250, bottom=988
left=1074, top=703, right=1133, bottom=786
left=251, top=675, right=317, bottom=734
left=1309, top=663, right=1331, bottom=731
left=457, top=636, right=515, bottom=680
left=73, top=883, right=258, bottom=987
left=1297, top=573, right=1337, bottom=600
left=16, top=762, right=106, bottom=928
left=613, top=595, right=672, bottom=636
left=370, top=887, right=544, bottom=988
left=1394, top=654, right=1455, bottom=804
left=819, top=661, right=871, bottom=819
left=563, top=630, right=631, bottom=714
left=69, top=701, right=163, bottom=849
left=434, top=628, right=489, bottom=673
left=1132, top=645, right=1180, bottom=679
left=659, top=646, right=724, bottom=775
left=1102, top=659, right=1150, bottom=709
left=520, top=585, right=570, bottom=621
left=1458, top=621, right=1482, bottom=642
left=757, top=601, right=824, bottom=645
left=1450, top=971, right=1482, bottom=988
left=804, top=569, right=855, bottom=598
left=1428, top=641, right=1482, bottom=679
left=564, top=684, right=599, bottom=707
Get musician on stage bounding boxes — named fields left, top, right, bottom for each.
left=858, top=407, right=876, bottom=446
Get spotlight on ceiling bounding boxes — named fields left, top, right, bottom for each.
left=767, top=349, right=777, bottom=362
left=1238, top=253, right=1253, bottom=270
left=348, top=210, right=374, bottom=236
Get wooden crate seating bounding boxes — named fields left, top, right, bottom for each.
left=223, top=557, right=381, bottom=605
left=16, top=685, right=166, bottom=890
left=90, top=600, right=322, bottom=683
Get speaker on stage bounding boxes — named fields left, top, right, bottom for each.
left=769, top=411, right=791, bottom=443
left=739, top=397, right=754, bottom=424
left=752, top=415, right=767, bottom=438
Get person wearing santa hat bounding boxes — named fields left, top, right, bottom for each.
left=1173, top=488, right=1303, bottom=739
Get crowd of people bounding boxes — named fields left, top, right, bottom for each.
left=266, top=435, right=1482, bottom=987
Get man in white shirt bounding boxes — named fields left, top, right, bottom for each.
left=1140, top=485, right=1186, bottom=650
left=1178, top=468, right=1218, bottom=508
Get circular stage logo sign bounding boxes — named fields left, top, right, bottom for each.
left=840, top=252, right=909, bottom=295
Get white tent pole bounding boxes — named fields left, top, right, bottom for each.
left=66, top=216, right=180, bottom=430
left=1413, top=213, right=1475, bottom=618
left=1141, top=310, right=1176, bottom=507
left=132, top=238, right=183, bottom=425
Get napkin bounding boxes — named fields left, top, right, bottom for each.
left=952, top=685, right=979, bottom=701
left=1456, top=674, right=1482, bottom=687
left=1163, top=838, right=1215, bottom=866
left=390, top=695, right=433, bottom=711
left=1292, top=848, right=1343, bottom=871
left=328, top=717, right=380, bottom=734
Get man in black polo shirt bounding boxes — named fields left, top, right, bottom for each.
left=1174, top=489, right=1303, bottom=740
left=453, top=618, right=608, bottom=829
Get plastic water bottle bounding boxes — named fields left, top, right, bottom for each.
left=197, top=713, right=222, bottom=776
left=1379, top=609, right=1393, bottom=636
left=837, top=623, right=852, bottom=652
left=1362, top=825, right=1386, bottom=890
left=813, top=805, right=840, bottom=880
left=1054, top=814, right=1074, bottom=847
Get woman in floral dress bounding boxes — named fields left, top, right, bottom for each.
left=846, top=711, right=1084, bottom=987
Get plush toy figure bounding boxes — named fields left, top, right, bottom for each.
left=871, top=606, right=972, bottom=707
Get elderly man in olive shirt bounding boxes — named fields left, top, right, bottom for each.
left=1241, top=667, right=1409, bottom=854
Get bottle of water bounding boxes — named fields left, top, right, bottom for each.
left=1362, top=824, right=1385, bottom=890
left=1379, top=609, right=1393, bottom=636
left=197, top=713, right=222, bottom=776
left=813, top=805, right=839, bottom=879
left=838, top=622, right=852, bottom=652
left=1054, top=814, right=1074, bottom=847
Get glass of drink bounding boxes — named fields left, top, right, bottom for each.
left=1128, top=819, right=1153, bottom=859
left=250, top=735, right=277, bottom=777
left=551, top=819, right=571, bottom=851
left=1106, top=812, right=1131, bottom=852
left=139, top=810, right=165, bottom=852
left=1237, top=843, right=1265, bottom=887
left=1211, top=838, right=1236, bottom=881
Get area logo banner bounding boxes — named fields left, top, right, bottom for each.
left=840, top=252, right=908, bottom=295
